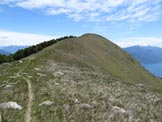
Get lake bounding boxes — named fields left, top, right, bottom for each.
left=143, top=63, right=162, bottom=78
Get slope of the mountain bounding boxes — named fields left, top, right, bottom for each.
left=1, top=46, right=28, bottom=54
left=0, top=34, right=162, bottom=122
left=124, top=46, right=162, bottom=64
left=0, top=49, right=10, bottom=55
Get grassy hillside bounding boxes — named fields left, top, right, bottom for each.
left=0, top=33, right=162, bottom=122
left=42, top=34, right=162, bottom=90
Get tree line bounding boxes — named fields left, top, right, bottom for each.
left=0, top=36, right=76, bottom=64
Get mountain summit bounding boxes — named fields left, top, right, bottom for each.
left=0, top=34, right=162, bottom=122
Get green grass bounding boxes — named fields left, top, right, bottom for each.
left=0, top=33, right=162, bottom=121
left=41, top=33, right=162, bottom=91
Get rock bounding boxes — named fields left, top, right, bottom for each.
left=22, top=73, right=28, bottom=75
left=34, top=68, right=41, bottom=71
left=137, top=84, right=144, bottom=87
left=18, top=60, right=23, bottom=63
left=4, top=84, right=13, bottom=89
left=80, top=103, right=92, bottom=110
left=0, top=102, right=22, bottom=110
left=39, top=101, right=54, bottom=106
left=112, top=106, right=126, bottom=114
left=74, top=98, right=79, bottom=104
left=36, top=73, right=47, bottom=77
left=55, top=83, right=60, bottom=85
left=28, top=76, right=33, bottom=78
left=54, top=71, right=64, bottom=77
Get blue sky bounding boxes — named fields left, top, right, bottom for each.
left=0, top=0, right=162, bottom=47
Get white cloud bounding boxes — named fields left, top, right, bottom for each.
left=0, top=0, right=161, bottom=22
left=114, top=37, right=162, bottom=48
left=68, top=13, right=84, bottom=22
left=0, top=30, right=56, bottom=46
left=0, top=0, right=22, bottom=4
left=47, top=8, right=70, bottom=15
left=17, top=0, right=64, bottom=9
left=107, top=0, right=162, bottom=22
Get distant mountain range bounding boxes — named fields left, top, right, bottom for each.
left=124, top=46, right=162, bottom=64
left=0, top=49, right=10, bottom=55
left=0, top=46, right=28, bottom=55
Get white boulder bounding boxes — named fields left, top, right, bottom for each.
left=0, top=102, right=22, bottom=110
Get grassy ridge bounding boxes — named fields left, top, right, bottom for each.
left=43, top=33, right=162, bottom=91
left=0, top=33, right=162, bottom=121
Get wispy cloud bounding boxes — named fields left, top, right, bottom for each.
left=106, top=0, right=162, bottom=22
left=0, top=0, right=161, bottom=22
left=0, top=30, right=56, bottom=46
left=115, top=37, right=162, bottom=48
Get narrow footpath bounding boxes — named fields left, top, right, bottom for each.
left=25, top=79, right=33, bottom=122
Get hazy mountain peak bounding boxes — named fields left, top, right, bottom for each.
left=0, top=45, right=28, bottom=54
left=124, top=45, right=162, bottom=64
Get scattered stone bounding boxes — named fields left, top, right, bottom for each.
left=39, top=101, right=54, bottom=106
left=36, top=73, right=47, bottom=77
left=112, top=106, right=126, bottom=114
left=55, top=83, right=60, bottom=85
left=22, top=73, right=28, bottom=75
left=34, top=68, right=41, bottom=71
left=0, top=102, right=22, bottom=110
left=54, top=71, right=64, bottom=77
left=28, top=76, right=33, bottom=78
left=137, top=84, right=144, bottom=87
left=4, top=84, right=13, bottom=89
left=18, top=60, right=23, bottom=63
left=74, top=98, right=79, bottom=104
left=80, top=103, right=92, bottom=110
